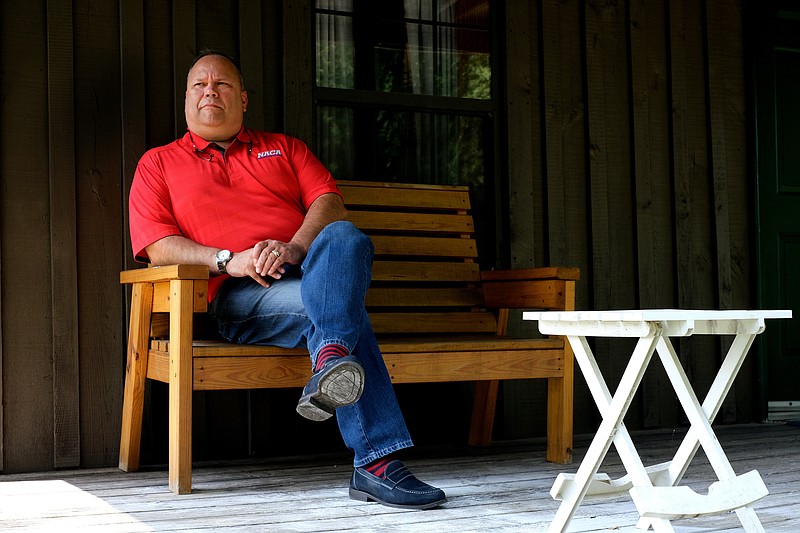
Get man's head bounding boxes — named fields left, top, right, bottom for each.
left=185, top=50, right=248, bottom=144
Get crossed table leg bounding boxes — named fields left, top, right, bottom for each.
left=548, top=321, right=768, bottom=532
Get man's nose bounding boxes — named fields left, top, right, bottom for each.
left=204, top=85, right=218, bottom=97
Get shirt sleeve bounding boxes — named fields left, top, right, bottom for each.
left=285, top=136, right=343, bottom=208
left=129, top=149, right=183, bottom=262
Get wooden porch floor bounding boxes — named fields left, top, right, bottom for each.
left=0, top=423, right=797, bottom=532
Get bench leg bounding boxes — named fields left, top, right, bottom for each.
left=547, top=335, right=574, bottom=464
left=169, top=280, right=195, bottom=494
left=469, top=380, right=499, bottom=446
left=119, top=283, right=153, bottom=472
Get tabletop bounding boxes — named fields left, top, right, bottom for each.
left=523, top=309, right=792, bottom=337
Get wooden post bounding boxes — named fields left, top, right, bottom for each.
left=547, top=280, right=575, bottom=464
left=119, top=283, right=154, bottom=472
left=169, top=280, right=195, bottom=494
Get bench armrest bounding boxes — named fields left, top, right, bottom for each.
left=480, top=267, right=578, bottom=310
left=120, top=264, right=210, bottom=284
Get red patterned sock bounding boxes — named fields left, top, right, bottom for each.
left=364, top=456, right=394, bottom=479
left=314, top=343, right=349, bottom=372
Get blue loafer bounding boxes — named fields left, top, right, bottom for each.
left=349, top=460, right=447, bottom=510
left=296, top=355, right=365, bottom=421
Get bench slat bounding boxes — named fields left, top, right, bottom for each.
left=339, top=181, right=469, bottom=210
left=346, top=211, right=473, bottom=234
left=372, top=261, right=480, bottom=282
left=151, top=337, right=563, bottom=358
left=146, top=340, right=565, bottom=390
left=383, top=349, right=564, bottom=383
left=369, top=311, right=498, bottom=334
left=365, top=287, right=483, bottom=307
left=371, top=235, right=478, bottom=258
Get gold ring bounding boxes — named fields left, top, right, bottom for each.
left=271, top=249, right=281, bottom=258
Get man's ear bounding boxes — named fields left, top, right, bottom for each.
left=242, top=90, right=249, bottom=112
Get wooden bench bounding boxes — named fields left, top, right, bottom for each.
left=118, top=180, right=579, bottom=494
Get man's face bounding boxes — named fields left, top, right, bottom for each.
left=185, top=55, right=248, bottom=142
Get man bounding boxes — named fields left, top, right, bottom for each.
left=129, top=49, right=446, bottom=510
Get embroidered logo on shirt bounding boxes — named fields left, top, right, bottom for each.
left=257, top=149, right=283, bottom=159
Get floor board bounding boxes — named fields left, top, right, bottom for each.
left=0, top=423, right=797, bottom=532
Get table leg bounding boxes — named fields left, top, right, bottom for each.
left=549, top=334, right=675, bottom=533
left=653, top=335, right=766, bottom=533
left=650, top=333, right=759, bottom=488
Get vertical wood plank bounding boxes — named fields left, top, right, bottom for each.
left=629, top=0, right=676, bottom=428
left=144, top=0, right=176, bottom=149
left=584, top=0, right=639, bottom=421
left=125, top=0, right=165, bottom=468
left=172, top=0, right=197, bottom=137
left=0, top=3, right=54, bottom=472
left=539, top=0, right=592, bottom=434
left=630, top=0, right=674, bottom=312
left=239, top=1, right=265, bottom=131
left=48, top=0, right=81, bottom=469
left=0, top=0, right=5, bottom=471
left=0, top=35, right=3, bottom=468
left=0, top=206, right=2, bottom=471
left=501, top=0, right=550, bottom=441
left=506, top=0, right=538, bottom=269
left=705, top=0, right=749, bottom=422
left=541, top=0, right=589, bottom=279
left=670, top=0, right=717, bottom=399
left=262, top=0, right=284, bottom=131
left=584, top=0, right=636, bottom=309
left=121, top=1, right=147, bottom=270
left=284, top=0, right=314, bottom=142
left=73, top=0, right=126, bottom=468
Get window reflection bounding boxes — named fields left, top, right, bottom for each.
left=316, top=0, right=491, bottom=99
left=318, top=107, right=486, bottom=186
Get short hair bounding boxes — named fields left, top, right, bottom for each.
left=188, top=48, right=245, bottom=89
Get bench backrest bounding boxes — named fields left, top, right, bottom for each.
left=338, top=180, right=498, bottom=337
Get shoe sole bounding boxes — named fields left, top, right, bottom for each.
left=348, top=487, right=447, bottom=510
left=296, top=360, right=365, bottom=421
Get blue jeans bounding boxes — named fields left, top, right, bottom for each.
left=208, top=221, right=414, bottom=467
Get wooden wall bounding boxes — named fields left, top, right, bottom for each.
left=0, top=0, right=753, bottom=473
left=501, top=0, right=752, bottom=438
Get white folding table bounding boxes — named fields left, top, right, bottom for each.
left=522, top=309, right=792, bottom=533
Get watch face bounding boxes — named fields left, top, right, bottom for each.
left=216, top=249, right=231, bottom=262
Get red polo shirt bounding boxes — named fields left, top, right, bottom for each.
left=129, top=127, right=341, bottom=300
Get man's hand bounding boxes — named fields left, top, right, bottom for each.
left=221, top=240, right=302, bottom=288
left=253, top=239, right=304, bottom=278
left=227, top=194, right=346, bottom=287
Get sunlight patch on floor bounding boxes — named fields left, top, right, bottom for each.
left=0, top=479, right=152, bottom=532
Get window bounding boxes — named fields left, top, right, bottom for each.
left=314, top=0, right=500, bottom=265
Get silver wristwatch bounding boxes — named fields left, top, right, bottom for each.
left=215, top=249, right=233, bottom=274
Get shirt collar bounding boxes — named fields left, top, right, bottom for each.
left=184, top=127, right=252, bottom=152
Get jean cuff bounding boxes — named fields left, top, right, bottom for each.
left=353, top=439, right=415, bottom=468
